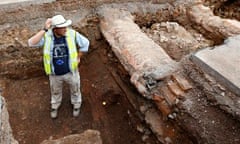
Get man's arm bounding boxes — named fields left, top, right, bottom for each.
left=75, top=32, right=90, bottom=63
left=75, top=32, right=90, bottom=52
left=28, top=18, right=52, bottom=46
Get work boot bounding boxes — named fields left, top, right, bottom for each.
left=51, top=108, right=58, bottom=119
left=73, top=108, right=80, bottom=117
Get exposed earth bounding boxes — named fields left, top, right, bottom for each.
left=2, top=41, right=159, bottom=144
left=0, top=0, right=240, bottom=144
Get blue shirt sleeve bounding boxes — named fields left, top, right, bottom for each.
left=75, top=32, right=89, bottom=52
left=28, top=37, right=45, bottom=48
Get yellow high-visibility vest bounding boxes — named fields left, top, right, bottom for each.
left=43, top=28, right=78, bottom=75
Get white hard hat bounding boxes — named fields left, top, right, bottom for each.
left=51, top=15, right=72, bottom=28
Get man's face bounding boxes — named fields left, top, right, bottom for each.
left=54, top=27, right=67, bottom=36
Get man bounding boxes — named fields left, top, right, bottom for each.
left=28, top=15, right=89, bottom=118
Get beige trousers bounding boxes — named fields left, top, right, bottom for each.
left=49, top=69, right=82, bottom=110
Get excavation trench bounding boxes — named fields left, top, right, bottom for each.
left=1, top=1, right=240, bottom=144
left=1, top=39, right=160, bottom=144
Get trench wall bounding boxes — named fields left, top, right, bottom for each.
left=0, top=96, right=18, bottom=144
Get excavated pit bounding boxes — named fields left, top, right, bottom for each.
left=0, top=26, right=160, bottom=144
left=1, top=0, right=240, bottom=144
left=0, top=21, right=161, bottom=144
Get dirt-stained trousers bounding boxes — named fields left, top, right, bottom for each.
left=49, top=69, right=82, bottom=110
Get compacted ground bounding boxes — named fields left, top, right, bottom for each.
left=0, top=0, right=160, bottom=143
left=2, top=40, right=158, bottom=144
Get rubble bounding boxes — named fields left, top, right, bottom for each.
left=144, top=22, right=201, bottom=61
left=0, top=96, right=18, bottom=144
left=40, top=130, right=102, bottom=144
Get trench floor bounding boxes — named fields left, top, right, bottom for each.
left=2, top=44, right=158, bottom=144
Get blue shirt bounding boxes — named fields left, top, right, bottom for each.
left=28, top=29, right=89, bottom=53
left=52, top=35, right=70, bottom=75
left=28, top=29, right=90, bottom=75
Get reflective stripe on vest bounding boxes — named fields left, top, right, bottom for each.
left=43, top=29, right=78, bottom=75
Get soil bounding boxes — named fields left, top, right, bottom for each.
left=1, top=0, right=240, bottom=144
left=0, top=1, right=160, bottom=143
left=2, top=40, right=158, bottom=144
left=204, top=0, right=240, bottom=21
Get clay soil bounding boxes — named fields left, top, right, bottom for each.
left=0, top=0, right=159, bottom=143
left=2, top=40, right=158, bottom=144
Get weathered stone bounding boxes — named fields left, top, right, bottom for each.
left=154, top=100, right=172, bottom=117
left=145, top=108, right=164, bottom=143
left=98, top=7, right=177, bottom=77
left=152, top=93, right=164, bottom=103
left=167, top=81, right=184, bottom=97
left=161, top=86, right=178, bottom=106
left=188, top=5, right=240, bottom=38
left=0, top=96, right=18, bottom=144
left=144, top=108, right=181, bottom=144
left=192, top=35, right=240, bottom=96
left=172, top=74, right=192, bottom=91
left=40, top=130, right=102, bottom=144
left=130, top=72, right=149, bottom=97
left=145, top=21, right=200, bottom=61
left=152, top=92, right=174, bottom=117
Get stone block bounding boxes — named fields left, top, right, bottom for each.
left=167, top=81, right=184, bottom=97
left=145, top=108, right=164, bottom=143
left=0, top=96, right=18, bottom=144
left=41, top=129, right=102, bottom=144
left=191, top=35, right=240, bottom=96
left=154, top=100, right=172, bottom=116
left=161, top=86, right=177, bottom=106
left=188, top=5, right=240, bottom=38
left=172, top=74, right=192, bottom=91
left=152, top=93, right=164, bottom=102
left=99, top=7, right=176, bottom=76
